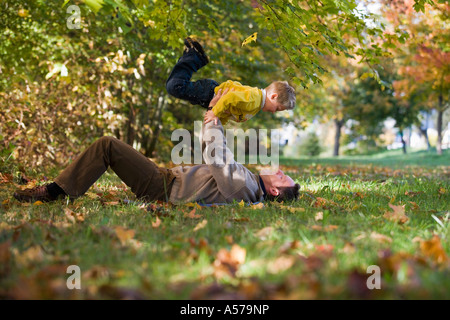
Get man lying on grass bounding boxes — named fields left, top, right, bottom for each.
left=14, top=90, right=300, bottom=205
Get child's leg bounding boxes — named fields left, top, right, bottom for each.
left=166, top=50, right=218, bottom=109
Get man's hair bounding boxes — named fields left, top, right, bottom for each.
left=265, top=183, right=300, bottom=202
left=266, top=81, right=296, bottom=110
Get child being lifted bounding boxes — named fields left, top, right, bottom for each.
left=166, top=37, right=296, bottom=125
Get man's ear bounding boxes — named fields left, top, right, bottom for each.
left=270, top=93, right=278, bottom=100
left=269, top=187, right=280, bottom=196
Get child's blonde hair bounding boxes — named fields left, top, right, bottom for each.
left=266, top=81, right=296, bottom=110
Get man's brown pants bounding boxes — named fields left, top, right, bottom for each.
left=54, top=136, right=175, bottom=202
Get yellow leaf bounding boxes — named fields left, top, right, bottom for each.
left=238, top=200, right=245, bottom=207
left=250, top=202, right=264, bottom=209
left=18, top=9, right=29, bottom=18
left=280, top=205, right=305, bottom=213
left=33, top=201, right=44, bottom=206
left=114, top=226, right=135, bottom=245
left=242, top=32, right=258, bottom=47
left=193, top=219, right=207, bottom=232
left=184, top=202, right=203, bottom=210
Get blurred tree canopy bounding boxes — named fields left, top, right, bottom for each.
left=0, top=0, right=448, bottom=169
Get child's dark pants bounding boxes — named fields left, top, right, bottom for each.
left=166, top=50, right=218, bottom=109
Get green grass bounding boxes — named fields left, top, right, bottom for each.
left=282, top=148, right=450, bottom=168
left=0, top=153, right=449, bottom=299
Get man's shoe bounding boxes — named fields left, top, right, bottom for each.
left=13, top=185, right=56, bottom=203
left=184, top=37, right=209, bottom=65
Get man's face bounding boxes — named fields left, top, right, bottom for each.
left=261, top=169, right=295, bottom=190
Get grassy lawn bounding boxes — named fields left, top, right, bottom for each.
left=0, top=149, right=449, bottom=299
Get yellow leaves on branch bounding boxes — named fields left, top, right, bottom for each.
left=242, top=32, right=258, bottom=47
left=383, top=203, right=409, bottom=224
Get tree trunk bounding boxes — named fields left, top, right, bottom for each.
left=399, top=128, right=407, bottom=154
left=146, top=95, right=167, bottom=157
left=333, top=119, right=344, bottom=157
left=419, top=127, right=431, bottom=151
left=436, top=93, right=443, bottom=155
left=126, top=104, right=136, bottom=145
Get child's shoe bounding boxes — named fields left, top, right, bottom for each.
left=184, top=37, right=209, bottom=65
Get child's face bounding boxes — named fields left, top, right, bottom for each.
left=263, top=92, right=286, bottom=114
left=263, top=100, right=285, bottom=114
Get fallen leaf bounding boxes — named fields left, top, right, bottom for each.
left=225, top=235, right=233, bottom=244
left=267, top=255, right=295, bottom=274
left=184, top=202, right=203, bottom=210
left=255, top=226, right=274, bottom=240
left=33, top=201, right=44, bottom=206
left=152, top=216, right=161, bottom=228
left=370, top=232, right=392, bottom=243
left=315, top=211, right=323, bottom=221
left=238, top=200, right=245, bottom=208
left=193, top=219, right=207, bottom=232
left=311, top=225, right=338, bottom=232
left=383, top=204, right=409, bottom=224
left=250, top=202, right=264, bottom=209
left=64, top=208, right=84, bottom=223
left=280, top=205, right=305, bottom=213
left=184, top=208, right=202, bottom=219
left=14, top=245, right=44, bottom=268
left=405, top=191, right=423, bottom=197
left=409, top=201, right=420, bottom=211
left=420, top=235, right=448, bottom=265
left=114, top=226, right=135, bottom=245
left=213, top=244, right=246, bottom=279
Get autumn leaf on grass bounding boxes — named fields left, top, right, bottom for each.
left=383, top=204, right=409, bottom=224
left=250, top=202, right=264, bottom=209
left=114, top=226, right=135, bottom=245
left=151, top=216, right=161, bottom=228
left=267, top=255, right=295, bottom=274
left=184, top=208, right=202, bottom=219
left=184, top=202, right=203, bottom=210
left=315, top=211, right=323, bottom=221
left=193, top=219, right=207, bottom=232
left=255, top=226, right=274, bottom=240
left=213, top=244, right=246, bottom=279
left=64, top=208, right=85, bottom=223
left=311, top=225, right=338, bottom=232
left=370, top=232, right=392, bottom=244
left=280, top=205, right=305, bottom=214
left=420, top=235, right=448, bottom=265
left=242, top=32, right=257, bottom=47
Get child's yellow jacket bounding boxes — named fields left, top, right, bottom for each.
left=211, top=80, right=264, bottom=125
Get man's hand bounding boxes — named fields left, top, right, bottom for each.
left=204, top=87, right=232, bottom=125
left=204, top=110, right=219, bottom=125
left=208, top=88, right=229, bottom=109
